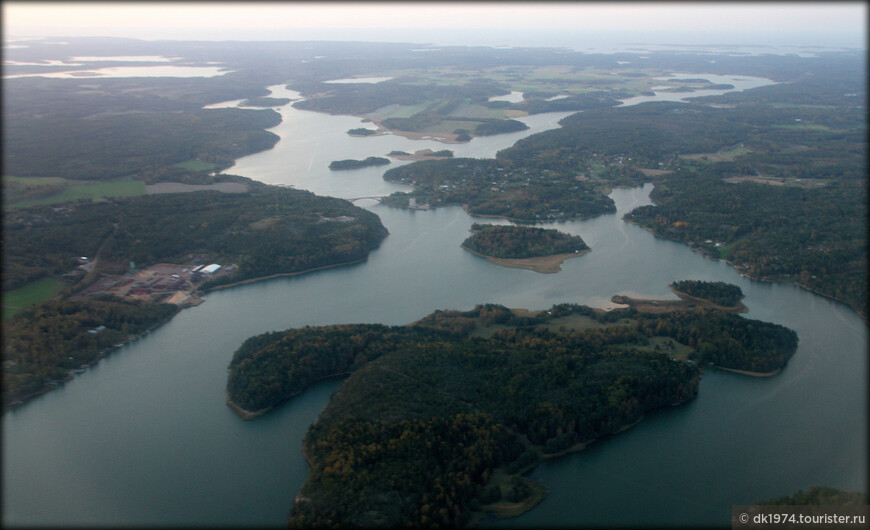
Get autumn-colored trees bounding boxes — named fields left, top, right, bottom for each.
left=229, top=302, right=798, bottom=527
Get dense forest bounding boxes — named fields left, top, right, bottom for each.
left=228, top=301, right=798, bottom=526
left=671, top=280, right=744, bottom=307
left=462, top=224, right=588, bottom=259
left=472, top=118, right=529, bottom=136
left=3, top=180, right=388, bottom=292
left=2, top=297, right=178, bottom=408
left=382, top=157, right=616, bottom=222
left=328, top=156, right=390, bottom=170
left=4, top=102, right=282, bottom=181
left=626, top=173, right=867, bottom=315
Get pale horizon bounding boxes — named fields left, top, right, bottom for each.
left=3, top=2, right=866, bottom=49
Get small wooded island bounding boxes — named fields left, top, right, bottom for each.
left=671, top=279, right=745, bottom=308
left=347, top=127, right=378, bottom=136
left=328, top=156, right=390, bottom=170
left=461, top=224, right=589, bottom=273
left=226, top=293, right=798, bottom=527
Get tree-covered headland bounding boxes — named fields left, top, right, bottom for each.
left=227, top=299, right=798, bottom=527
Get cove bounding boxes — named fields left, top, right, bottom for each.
left=2, top=78, right=865, bottom=528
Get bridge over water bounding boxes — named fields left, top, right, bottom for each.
left=347, top=196, right=386, bottom=203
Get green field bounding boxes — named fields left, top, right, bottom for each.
left=718, top=145, right=753, bottom=160
left=772, top=123, right=831, bottom=131
left=378, top=66, right=660, bottom=101
left=5, top=175, right=146, bottom=209
left=380, top=101, right=438, bottom=119
left=172, top=159, right=219, bottom=171
left=3, top=277, right=62, bottom=319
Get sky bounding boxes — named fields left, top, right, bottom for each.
left=3, top=2, right=867, bottom=48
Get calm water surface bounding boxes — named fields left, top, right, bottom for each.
left=2, top=77, right=865, bottom=528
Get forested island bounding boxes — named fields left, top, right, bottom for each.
left=227, top=298, right=798, bottom=526
left=462, top=224, right=589, bottom=273
left=2, top=179, right=388, bottom=409
left=463, top=224, right=588, bottom=259
left=347, top=127, right=378, bottom=136
left=328, top=156, right=390, bottom=170
left=671, top=280, right=744, bottom=308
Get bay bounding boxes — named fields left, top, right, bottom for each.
left=2, top=75, right=865, bottom=528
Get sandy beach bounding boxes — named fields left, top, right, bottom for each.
left=462, top=245, right=590, bottom=274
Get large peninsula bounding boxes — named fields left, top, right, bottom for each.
left=227, top=295, right=798, bottom=527
left=2, top=179, right=388, bottom=410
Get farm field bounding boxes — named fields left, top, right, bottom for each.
left=4, top=175, right=146, bottom=209
left=2, top=277, right=62, bottom=319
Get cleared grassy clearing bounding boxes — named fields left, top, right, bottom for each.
left=718, top=145, right=753, bottom=159
left=771, top=103, right=837, bottom=110
left=6, top=175, right=146, bottom=209
left=773, top=123, right=831, bottom=131
left=681, top=145, right=752, bottom=163
left=538, top=313, right=611, bottom=332
left=381, top=101, right=438, bottom=119
left=717, top=233, right=752, bottom=259
left=449, top=102, right=509, bottom=119
left=3, top=277, right=62, bottom=319
left=172, top=158, right=218, bottom=171
left=611, top=336, right=693, bottom=360
left=418, top=119, right=485, bottom=133
left=378, top=66, right=660, bottom=99
left=723, top=176, right=831, bottom=189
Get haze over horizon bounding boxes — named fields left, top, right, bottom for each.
left=4, top=2, right=866, bottom=49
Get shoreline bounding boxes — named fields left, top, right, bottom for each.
left=352, top=115, right=464, bottom=144
left=226, top=371, right=352, bottom=420
left=225, top=393, right=272, bottom=420
left=387, top=148, right=454, bottom=161
left=3, top=305, right=181, bottom=414
left=204, top=257, right=369, bottom=292
left=622, top=217, right=865, bottom=321
left=5, top=258, right=373, bottom=415
left=461, top=245, right=590, bottom=274
left=668, top=285, right=749, bottom=312
left=714, top=366, right=782, bottom=377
